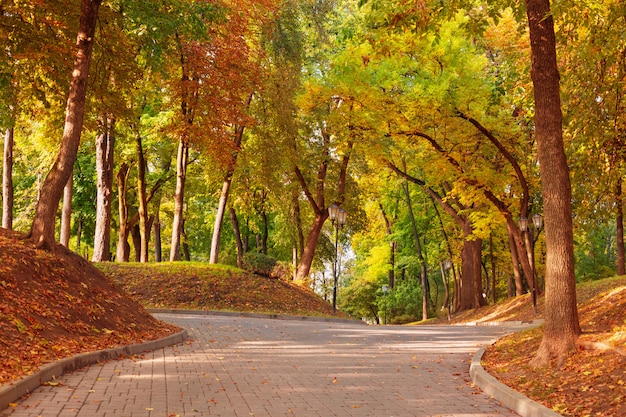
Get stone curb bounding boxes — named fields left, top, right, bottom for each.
left=0, top=329, right=187, bottom=412
left=470, top=345, right=563, bottom=417
left=148, top=308, right=366, bottom=325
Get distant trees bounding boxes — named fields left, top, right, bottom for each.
left=0, top=0, right=624, bottom=354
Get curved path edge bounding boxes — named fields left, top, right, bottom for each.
left=470, top=345, right=563, bottom=417
left=0, top=329, right=188, bottom=412
left=147, top=308, right=365, bottom=325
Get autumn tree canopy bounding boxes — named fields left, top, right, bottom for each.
left=2, top=0, right=625, bottom=364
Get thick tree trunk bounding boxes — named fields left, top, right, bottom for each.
left=92, top=116, right=115, bottom=262
left=210, top=173, right=233, bottom=264
left=2, top=127, right=13, bottom=229
left=457, top=236, right=484, bottom=311
left=170, top=139, right=189, bottom=261
left=116, top=163, right=131, bottom=262
left=29, top=0, right=101, bottom=248
left=59, top=175, right=73, bottom=247
left=136, top=134, right=149, bottom=262
left=295, top=212, right=329, bottom=280
left=526, top=0, right=581, bottom=366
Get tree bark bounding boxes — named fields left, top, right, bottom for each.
left=59, top=175, right=73, bottom=247
left=2, top=127, right=13, bottom=229
left=116, top=162, right=131, bottom=262
left=170, top=138, right=189, bottom=261
left=136, top=133, right=149, bottom=262
left=209, top=125, right=245, bottom=264
left=210, top=172, right=233, bottom=264
left=402, top=180, right=430, bottom=320
left=525, top=0, right=581, bottom=366
left=92, top=116, right=115, bottom=262
left=153, top=204, right=162, bottom=262
left=229, top=206, right=244, bottom=268
left=29, top=0, right=101, bottom=248
left=616, top=179, right=625, bottom=275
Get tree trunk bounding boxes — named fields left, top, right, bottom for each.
left=76, top=217, right=82, bottom=254
left=525, top=0, right=581, bottom=366
left=295, top=212, right=329, bottom=280
left=210, top=125, right=245, bottom=264
left=136, top=134, right=149, bottom=262
left=402, top=181, right=430, bottom=320
left=116, top=162, right=131, bottom=262
left=2, top=127, right=13, bottom=229
left=92, top=116, right=115, bottom=262
left=457, top=235, right=485, bottom=311
left=59, top=175, right=73, bottom=247
left=379, top=203, right=396, bottom=289
left=616, top=179, right=625, bottom=275
left=170, top=138, right=189, bottom=261
left=490, top=233, right=496, bottom=304
left=229, top=206, right=244, bottom=268
left=29, top=0, right=101, bottom=248
left=153, top=205, right=162, bottom=262
left=210, top=173, right=233, bottom=264
left=506, top=224, right=525, bottom=296
left=131, top=224, right=141, bottom=262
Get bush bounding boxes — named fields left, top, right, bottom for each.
left=242, top=252, right=277, bottom=277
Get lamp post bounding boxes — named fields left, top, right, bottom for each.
left=329, top=204, right=347, bottom=314
left=381, top=285, right=389, bottom=325
left=519, top=213, right=543, bottom=314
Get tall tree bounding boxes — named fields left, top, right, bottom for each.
left=525, top=0, right=581, bottom=365
left=28, top=0, right=101, bottom=248
left=92, top=116, right=115, bottom=261
left=2, top=127, right=13, bottom=229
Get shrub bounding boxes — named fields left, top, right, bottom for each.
left=242, top=252, right=277, bottom=277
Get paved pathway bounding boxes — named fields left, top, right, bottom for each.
left=3, top=314, right=529, bottom=417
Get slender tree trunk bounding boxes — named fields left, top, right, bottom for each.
left=116, top=163, right=131, bottom=262
left=92, top=116, right=115, bottom=262
left=526, top=0, right=581, bottom=366
left=379, top=203, right=396, bottom=289
left=154, top=205, right=162, bottom=262
left=131, top=224, right=141, bottom=262
left=136, top=134, right=149, bottom=262
left=210, top=125, right=245, bottom=264
left=506, top=224, right=525, bottom=296
left=229, top=206, right=244, bottom=268
left=76, top=217, right=82, bottom=254
left=59, top=175, right=73, bottom=247
left=402, top=181, right=429, bottom=320
left=170, top=139, right=189, bottom=261
left=490, top=233, right=496, bottom=304
left=29, top=0, right=101, bottom=248
left=210, top=173, right=233, bottom=264
left=616, top=179, right=625, bottom=275
left=2, top=127, right=13, bottom=229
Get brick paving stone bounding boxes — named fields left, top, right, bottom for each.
left=2, top=314, right=531, bottom=417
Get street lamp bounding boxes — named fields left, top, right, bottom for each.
left=329, top=204, right=347, bottom=314
left=382, top=285, right=389, bottom=325
left=519, top=213, right=542, bottom=314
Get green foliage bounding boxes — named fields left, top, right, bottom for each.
left=243, top=252, right=278, bottom=277
left=575, top=222, right=617, bottom=282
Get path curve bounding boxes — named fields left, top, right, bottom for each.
left=3, top=314, right=531, bottom=417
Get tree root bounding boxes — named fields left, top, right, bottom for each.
left=577, top=340, right=626, bottom=356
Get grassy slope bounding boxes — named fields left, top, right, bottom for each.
left=95, top=262, right=345, bottom=317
